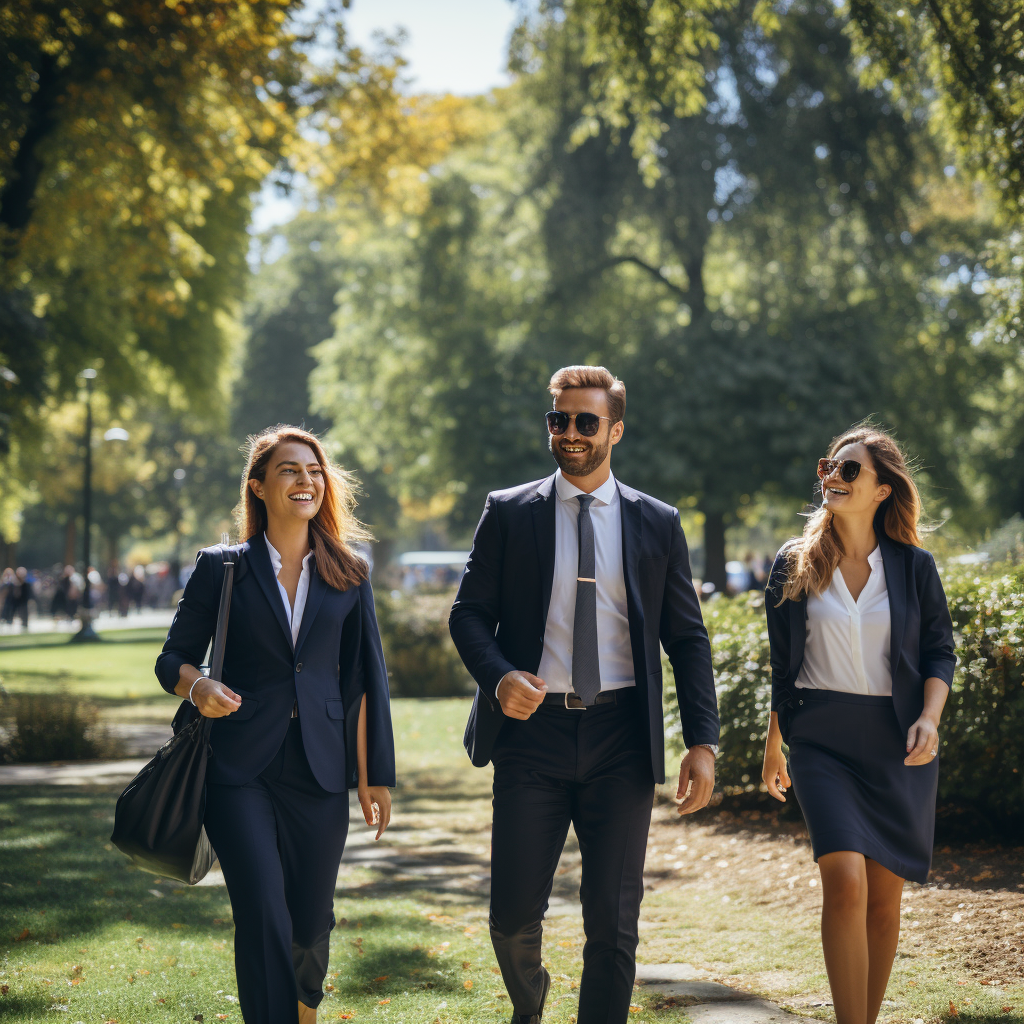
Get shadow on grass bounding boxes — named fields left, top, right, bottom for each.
left=0, top=629, right=168, bottom=652
left=944, top=1015, right=1024, bottom=1024
left=0, top=992, right=50, bottom=1019
left=0, top=785, right=232, bottom=952
left=336, top=943, right=461, bottom=996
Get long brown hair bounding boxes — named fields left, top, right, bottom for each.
left=781, top=425, right=923, bottom=603
left=235, top=425, right=371, bottom=592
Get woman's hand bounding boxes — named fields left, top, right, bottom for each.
left=762, top=744, right=791, bottom=802
left=905, top=714, right=940, bottom=766
left=358, top=786, right=392, bottom=841
left=191, top=677, right=242, bottom=718
left=762, top=713, right=790, bottom=802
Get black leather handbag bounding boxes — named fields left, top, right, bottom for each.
left=110, top=549, right=235, bottom=884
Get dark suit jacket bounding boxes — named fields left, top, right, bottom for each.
left=765, top=530, right=957, bottom=742
left=448, top=473, right=719, bottom=784
left=155, top=536, right=396, bottom=792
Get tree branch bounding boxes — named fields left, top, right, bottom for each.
left=600, top=254, right=691, bottom=300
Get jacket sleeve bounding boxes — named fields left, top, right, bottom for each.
left=448, top=494, right=517, bottom=706
left=155, top=550, right=217, bottom=694
left=660, top=510, right=719, bottom=748
left=764, top=549, right=794, bottom=712
left=917, top=552, right=957, bottom=686
left=357, top=578, right=397, bottom=788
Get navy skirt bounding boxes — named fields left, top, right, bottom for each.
left=786, top=689, right=939, bottom=883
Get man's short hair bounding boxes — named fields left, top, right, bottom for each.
left=548, top=365, right=626, bottom=423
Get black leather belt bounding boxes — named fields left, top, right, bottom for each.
left=542, top=690, right=632, bottom=709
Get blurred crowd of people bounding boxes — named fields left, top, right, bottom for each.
left=0, top=561, right=188, bottom=632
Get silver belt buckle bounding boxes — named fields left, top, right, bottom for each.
left=564, top=693, right=586, bottom=710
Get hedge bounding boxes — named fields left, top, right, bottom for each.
left=663, top=564, right=1024, bottom=837
left=375, top=586, right=476, bottom=698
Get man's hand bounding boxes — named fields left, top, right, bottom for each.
left=496, top=671, right=547, bottom=720
left=358, top=785, right=392, bottom=841
left=192, top=677, right=242, bottom=718
left=676, top=746, right=716, bottom=815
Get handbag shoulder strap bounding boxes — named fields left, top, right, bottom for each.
left=208, top=549, right=236, bottom=683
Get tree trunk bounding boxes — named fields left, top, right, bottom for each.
left=64, top=518, right=77, bottom=568
left=0, top=52, right=62, bottom=233
left=702, top=508, right=728, bottom=595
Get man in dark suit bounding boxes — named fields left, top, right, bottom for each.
left=449, top=365, right=720, bottom=1024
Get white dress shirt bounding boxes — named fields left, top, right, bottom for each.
left=796, top=545, right=892, bottom=696
left=265, top=535, right=313, bottom=647
left=536, top=471, right=635, bottom=693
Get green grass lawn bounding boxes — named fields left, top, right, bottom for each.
left=0, top=639, right=1021, bottom=1023
left=0, top=631, right=179, bottom=718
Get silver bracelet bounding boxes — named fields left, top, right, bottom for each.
left=188, top=676, right=208, bottom=706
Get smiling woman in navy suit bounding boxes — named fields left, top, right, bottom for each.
left=156, top=425, right=396, bottom=1024
left=761, top=426, right=955, bottom=1024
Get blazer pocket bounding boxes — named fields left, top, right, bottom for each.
left=326, top=699, right=346, bottom=721
left=223, top=698, right=258, bottom=721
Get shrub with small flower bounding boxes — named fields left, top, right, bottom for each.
left=664, top=565, right=1024, bottom=836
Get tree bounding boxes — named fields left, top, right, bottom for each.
left=846, top=0, right=1024, bottom=217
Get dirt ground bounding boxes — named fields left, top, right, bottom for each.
left=641, top=794, right=1024, bottom=988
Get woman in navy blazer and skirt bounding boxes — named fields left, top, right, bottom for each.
left=156, top=426, right=396, bottom=1024
left=762, top=425, right=955, bottom=1024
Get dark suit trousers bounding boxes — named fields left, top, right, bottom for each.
left=489, top=696, right=655, bottom=1024
left=204, top=719, right=349, bottom=1024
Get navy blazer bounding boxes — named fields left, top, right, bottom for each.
left=155, top=537, right=396, bottom=792
left=765, top=530, right=956, bottom=742
left=448, top=473, right=719, bottom=784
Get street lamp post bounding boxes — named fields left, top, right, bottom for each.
left=71, top=368, right=100, bottom=642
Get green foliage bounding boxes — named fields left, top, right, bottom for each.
left=847, top=0, right=1024, bottom=219
left=536, top=0, right=778, bottom=184
left=0, top=693, right=121, bottom=762
left=662, top=591, right=772, bottom=792
left=664, top=564, right=1024, bottom=836
left=940, top=565, right=1024, bottom=833
left=374, top=588, right=474, bottom=698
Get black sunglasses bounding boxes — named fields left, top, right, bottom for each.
left=817, top=457, right=877, bottom=484
left=546, top=411, right=611, bottom=438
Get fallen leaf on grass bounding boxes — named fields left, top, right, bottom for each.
left=463, top=980, right=473, bottom=990
left=13, top=929, right=29, bottom=941
left=374, top=976, right=388, bottom=983
left=0, top=985, right=8, bottom=995
left=950, top=1001, right=958, bottom=1016
left=216, top=1016, right=229, bottom=1020
left=378, top=998, right=390, bottom=1005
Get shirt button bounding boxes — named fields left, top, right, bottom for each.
left=296, top=662, right=303, bottom=673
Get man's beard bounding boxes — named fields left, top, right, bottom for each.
left=549, top=434, right=611, bottom=477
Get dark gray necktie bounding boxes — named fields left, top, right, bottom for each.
left=572, top=494, right=601, bottom=706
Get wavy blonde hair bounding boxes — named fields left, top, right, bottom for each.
left=781, top=425, right=923, bottom=603
left=235, top=425, right=371, bottom=592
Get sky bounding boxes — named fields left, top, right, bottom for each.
left=345, top=0, right=520, bottom=96
left=252, top=0, right=521, bottom=233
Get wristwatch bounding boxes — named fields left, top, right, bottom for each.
left=692, top=743, right=719, bottom=758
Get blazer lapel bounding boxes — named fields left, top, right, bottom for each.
left=790, top=596, right=807, bottom=680
left=530, top=474, right=558, bottom=627
left=879, top=534, right=906, bottom=684
left=248, top=533, right=295, bottom=651
left=294, top=564, right=328, bottom=656
left=617, top=482, right=644, bottom=623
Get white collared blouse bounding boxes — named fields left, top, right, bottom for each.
left=264, top=535, right=314, bottom=647
left=795, top=545, right=893, bottom=696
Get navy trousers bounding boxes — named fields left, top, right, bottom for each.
left=205, top=719, right=349, bottom=1024
left=489, top=694, right=655, bottom=1024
